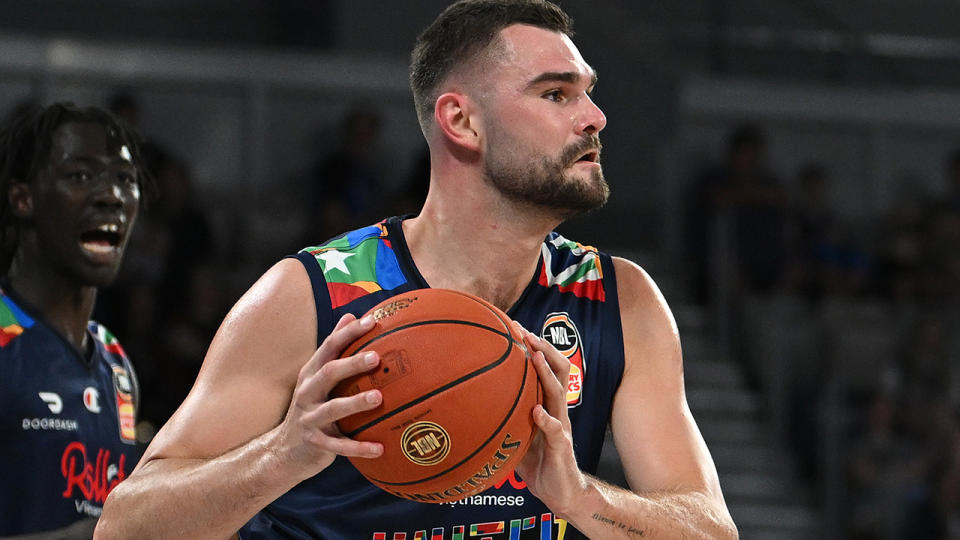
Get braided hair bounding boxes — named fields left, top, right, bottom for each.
left=0, top=102, right=154, bottom=272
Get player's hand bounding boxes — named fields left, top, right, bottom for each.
left=276, top=313, right=384, bottom=479
left=513, top=322, right=588, bottom=517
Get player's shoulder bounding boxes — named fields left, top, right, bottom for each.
left=611, top=256, right=661, bottom=305
left=230, top=257, right=315, bottom=324
left=542, top=231, right=607, bottom=260
left=610, top=256, right=679, bottom=354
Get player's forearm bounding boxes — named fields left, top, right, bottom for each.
left=95, top=428, right=298, bottom=540
left=558, top=476, right=738, bottom=539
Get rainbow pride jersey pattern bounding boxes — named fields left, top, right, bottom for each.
left=0, top=287, right=139, bottom=536
left=241, top=216, right=624, bottom=540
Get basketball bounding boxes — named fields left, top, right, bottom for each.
left=331, top=288, right=541, bottom=503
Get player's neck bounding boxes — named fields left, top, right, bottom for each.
left=6, top=252, right=95, bottom=354
left=403, top=188, right=556, bottom=313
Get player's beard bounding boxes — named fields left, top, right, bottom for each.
left=483, top=134, right=609, bottom=220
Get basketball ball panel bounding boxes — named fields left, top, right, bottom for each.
left=342, top=290, right=509, bottom=357
left=348, top=345, right=539, bottom=502
left=362, top=385, right=539, bottom=502
left=347, top=346, right=530, bottom=481
left=334, top=323, right=516, bottom=435
left=330, top=288, right=542, bottom=503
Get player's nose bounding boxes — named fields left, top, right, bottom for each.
left=577, top=95, right=606, bottom=136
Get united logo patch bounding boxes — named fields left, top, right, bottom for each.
left=541, top=313, right=585, bottom=407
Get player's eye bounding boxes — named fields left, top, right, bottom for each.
left=543, top=89, right=566, bottom=103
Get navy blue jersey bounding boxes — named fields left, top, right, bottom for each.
left=242, top=216, right=625, bottom=540
left=0, top=287, right=140, bottom=536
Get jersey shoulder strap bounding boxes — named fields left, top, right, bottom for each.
left=292, top=218, right=411, bottom=340
left=537, top=232, right=607, bottom=302
left=0, top=288, right=37, bottom=348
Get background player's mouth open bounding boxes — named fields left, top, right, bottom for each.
left=79, top=223, right=123, bottom=256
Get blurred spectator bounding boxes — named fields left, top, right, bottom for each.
left=846, top=392, right=908, bottom=540
left=788, top=162, right=835, bottom=302
left=683, top=129, right=960, bottom=538
left=152, top=153, right=216, bottom=302
left=840, top=314, right=959, bottom=539
left=786, top=163, right=874, bottom=301
left=896, top=426, right=960, bottom=539
left=686, top=124, right=789, bottom=302
left=874, top=175, right=930, bottom=302
left=922, top=150, right=960, bottom=304
left=304, top=106, right=388, bottom=243
left=899, top=315, right=951, bottom=400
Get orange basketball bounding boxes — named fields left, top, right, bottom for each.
left=332, top=288, right=541, bottom=503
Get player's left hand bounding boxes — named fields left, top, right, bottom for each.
left=512, top=322, right=588, bottom=517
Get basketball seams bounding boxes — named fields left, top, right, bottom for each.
left=342, top=322, right=515, bottom=438
left=365, top=344, right=534, bottom=487
left=337, top=288, right=539, bottom=502
left=444, top=289, right=511, bottom=335
left=346, top=319, right=510, bottom=355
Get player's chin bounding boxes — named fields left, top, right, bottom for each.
left=75, top=263, right=124, bottom=289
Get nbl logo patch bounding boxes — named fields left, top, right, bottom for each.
left=112, top=365, right=136, bottom=443
left=540, top=312, right=585, bottom=407
left=401, top=421, right=451, bottom=466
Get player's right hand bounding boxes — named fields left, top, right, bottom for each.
left=275, top=312, right=384, bottom=479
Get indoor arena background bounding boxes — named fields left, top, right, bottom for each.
left=2, top=1, right=958, bottom=538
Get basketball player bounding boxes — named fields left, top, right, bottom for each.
left=97, top=1, right=738, bottom=538
left=0, top=103, right=147, bottom=537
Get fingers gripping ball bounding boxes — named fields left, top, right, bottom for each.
left=332, top=288, right=541, bottom=503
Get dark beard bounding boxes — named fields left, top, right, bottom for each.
left=484, top=135, right=610, bottom=219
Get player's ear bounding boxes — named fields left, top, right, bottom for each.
left=8, top=181, right=34, bottom=219
left=434, top=92, right=481, bottom=153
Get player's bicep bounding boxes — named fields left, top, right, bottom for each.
left=138, top=258, right=318, bottom=465
left=609, top=257, right=724, bottom=500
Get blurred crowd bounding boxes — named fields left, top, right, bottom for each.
left=686, top=124, right=960, bottom=539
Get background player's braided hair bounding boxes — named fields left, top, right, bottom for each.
left=409, top=0, right=573, bottom=131
left=0, top=102, right=153, bottom=272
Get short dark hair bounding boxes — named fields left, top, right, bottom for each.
left=0, top=102, right=153, bottom=271
left=409, top=0, right=573, bottom=129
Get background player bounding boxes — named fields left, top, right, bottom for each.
left=0, top=103, right=148, bottom=537
left=97, top=1, right=738, bottom=538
